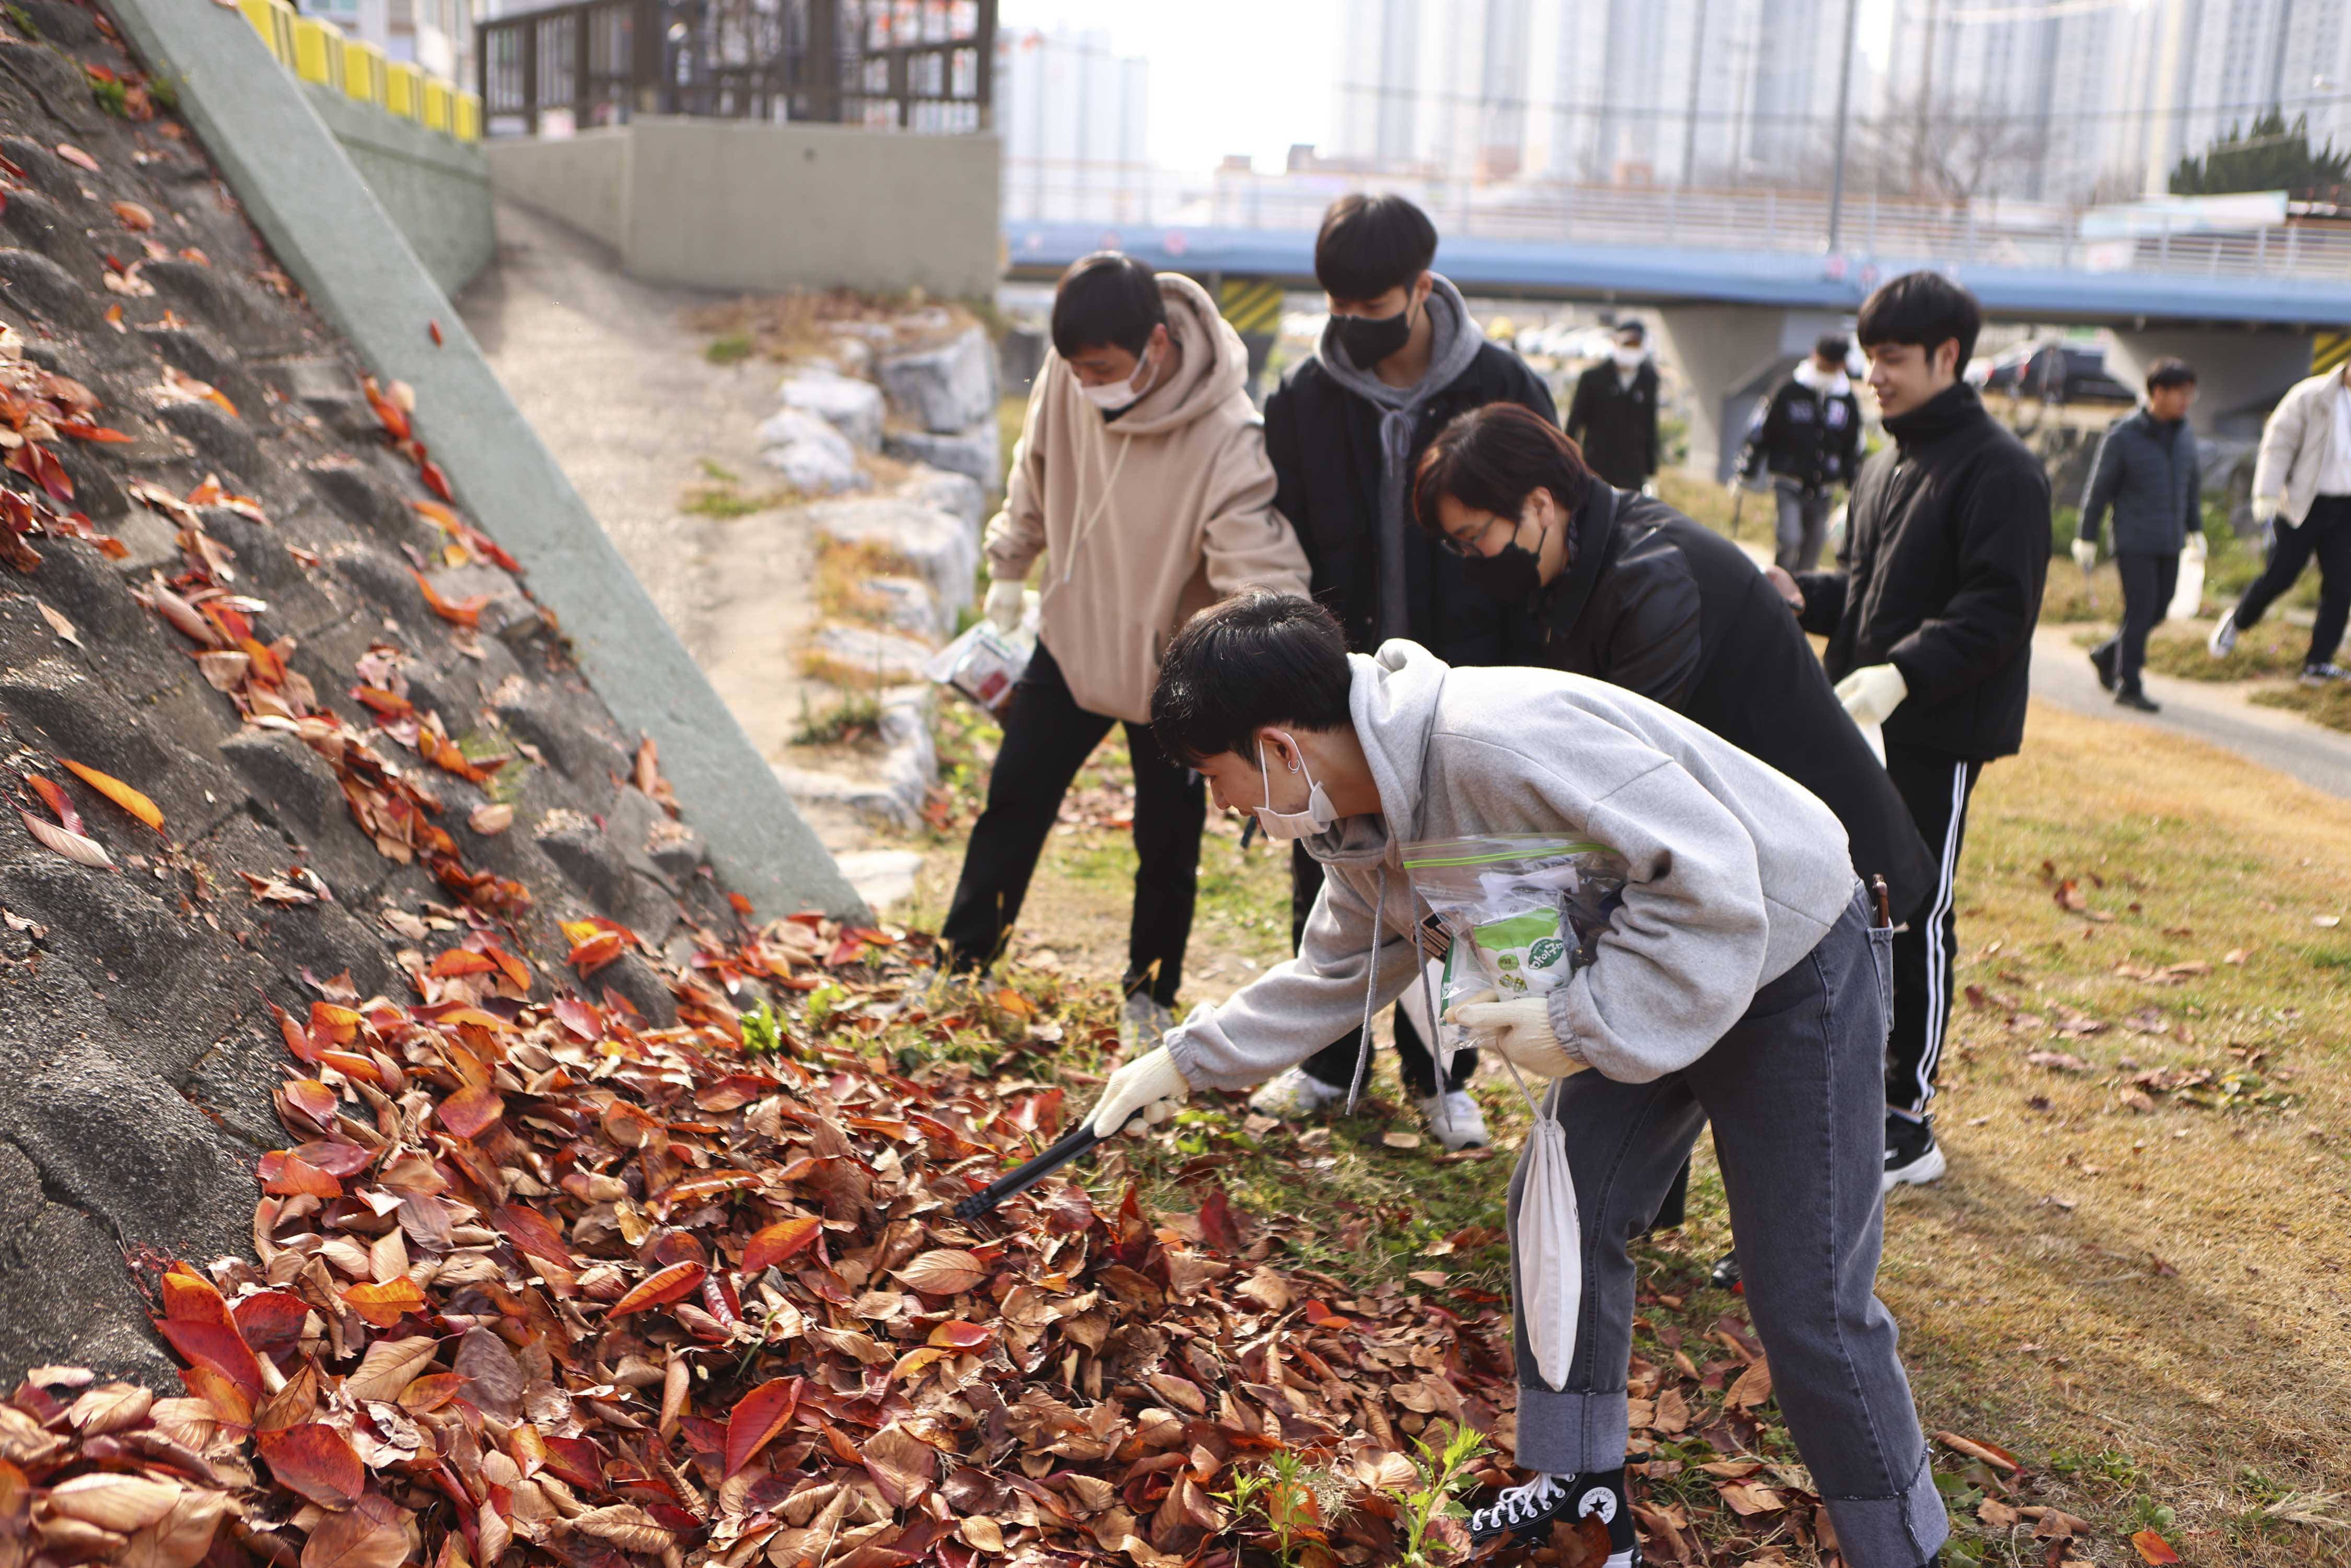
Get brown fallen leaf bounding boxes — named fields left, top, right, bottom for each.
left=60, top=759, right=164, bottom=832
left=894, top=1248, right=988, bottom=1295
left=468, top=802, right=513, bottom=835
left=37, top=600, right=82, bottom=647
left=55, top=142, right=99, bottom=172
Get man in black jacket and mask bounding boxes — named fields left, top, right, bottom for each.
left=1567, top=320, right=1662, bottom=491
left=1768, top=272, right=2051, bottom=1192
left=1259, top=192, right=1557, bottom=1150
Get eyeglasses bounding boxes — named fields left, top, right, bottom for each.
left=1435, top=531, right=1482, bottom=559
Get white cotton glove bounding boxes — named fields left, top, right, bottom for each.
left=1835, top=662, right=1908, bottom=726
left=2069, top=539, right=2098, bottom=575
left=1445, top=993, right=1586, bottom=1080
left=2251, top=494, right=2284, bottom=526
left=2185, top=531, right=2208, bottom=562
left=1089, top=1046, right=1189, bottom=1137
left=984, top=578, right=1026, bottom=633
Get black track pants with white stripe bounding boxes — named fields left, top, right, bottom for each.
left=1882, top=745, right=1984, bottom=1118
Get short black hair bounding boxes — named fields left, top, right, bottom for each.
left=1856, top=271, right=1982, bottom=369
left=1052, top=252, right=1165, bottom=359
left=1314, top=193, right=1438, bottom=304
left=2145, top=356, right=2197, bottom=392
left=1814, top=332, right=1850, bottom=362
left=1614, top=319, right=1646, bottom=344
left=1413, top=403, right=1597, bottom=538
left=1151, top=592, right=1354, bottom=765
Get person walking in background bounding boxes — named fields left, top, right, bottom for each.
left=1566, top=320, right=1661, bottom=493
left=1256, top=191, right=1558, bottom=1149
left=2209, top=355, right=2351, bottom=683
left=2075, top=358, right=2205, bottom=713
left=941, top=253, right=1310, bottom=1044
left=1768, top=272, right=2050, bottom=1193
left=1742, top=333, right=1865, bottom=572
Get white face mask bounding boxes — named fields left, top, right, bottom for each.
left=1612, top=344, right=1645, bottom=370
left=1253, top=733, right=1338, bottom=841
left=1080, top=340, right=1158, bottom=413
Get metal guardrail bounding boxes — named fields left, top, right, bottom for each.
left=1003, top=161, right=2351, bottom=286
left=476, top=0, right=994, bottom=137
left=236, top=0, right=482, bottom=141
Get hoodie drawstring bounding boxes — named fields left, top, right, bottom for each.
left=1041, top=423, right=1133, bottom=610
left=1345, top=863, right=1388, bottom=1114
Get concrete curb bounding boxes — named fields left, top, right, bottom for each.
left=102, top=0, right=866, bottom=920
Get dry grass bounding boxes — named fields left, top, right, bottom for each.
left=2135, top=621, right=2310, bottom=682
left=2251, top=680, right=2351, bottom=734
left=681, top=288, right=982, bottom=366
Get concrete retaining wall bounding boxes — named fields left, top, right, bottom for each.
left=487, top=119, right=1002, bottom=299
left=304, top=83, right=494, bottom=297
left=107, top=0, right=866, bottom=920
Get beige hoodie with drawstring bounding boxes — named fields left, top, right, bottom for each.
left=985, top=274, right=1310, bottom=725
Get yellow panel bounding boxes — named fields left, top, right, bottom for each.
left=456, top=92, right=482, bottom=143
left=1218, top=279, right=1285, bottom=336
left=236, top=0, right=282, bottom=60
left=422, top=79, right=451, bottom=133
left=385, top=62, right=422, bottom=121
left=265, top=0, right=298, bottom=63
left=341, top=39, right=380, bottom=102
left=289, top=17, right=340, bottom=87
left=2315, top=332, right=2351, bottom=376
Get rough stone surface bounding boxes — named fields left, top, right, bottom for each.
left=756, top=406, right=868, bottom=495
left=778, top=367, right=884, bottom=451
left=809, top=620, right=936, bottom=682
left=0, top=14, right=761, bottom=1384
left=876, top=324, right=997, bottom=433
left=882, top=417, right=1002, bottom=487
left=898, top=463, right=985, bottom=533
left=802, top=494, right=980, bottom=620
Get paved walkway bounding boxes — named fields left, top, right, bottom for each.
left=2027, top=622, right=2351, bottom=800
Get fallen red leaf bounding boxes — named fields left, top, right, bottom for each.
left=608, top=1261, right=707, bottom=1318
left=722, top=1377, right=798, bottom=1478
left=258, top=1422, right=364, bottom=1511
left=741, top=1216, right=822, bottom=1274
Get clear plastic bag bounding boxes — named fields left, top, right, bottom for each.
left=924, top=622, right=1033, bottom=716
left=1402, top=833, right=1630, bottom=1018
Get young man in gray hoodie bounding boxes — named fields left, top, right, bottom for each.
left=1090, top=593, right=1948, bottom=1568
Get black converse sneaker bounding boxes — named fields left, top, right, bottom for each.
left=1883, top=1112, right=1946, bottom=1192
left=1469, top=1468, right=1639, bottom=1563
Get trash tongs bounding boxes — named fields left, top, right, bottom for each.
left=951, top=1110, right=1138, bottom=1223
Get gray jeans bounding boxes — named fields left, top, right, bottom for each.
left=1508, top=890, right=1947, bottom=1568
left=1775, top=485, right=1835, bottom=573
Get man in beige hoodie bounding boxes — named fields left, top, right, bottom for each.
left=938, top=253, right=1310, bottom=1040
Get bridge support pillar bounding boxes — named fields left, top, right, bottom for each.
left=2104, top=327, right=2314, bottom=439
left=1658, top=305, right=1848, bottom=482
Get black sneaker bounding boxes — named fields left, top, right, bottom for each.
left=1709, top=1251, right=1743, bottom=1293
left=1468, top=1469, right=1639, bottom=1563
left=2088, top=642, right=2119, bottom=692
left=1883, top=1112, right=1946, bottom=1193
left=2114, top=686, right=2160, bottom=713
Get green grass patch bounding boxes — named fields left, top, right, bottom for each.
left=2250, top=678, right=2351, bottom=733
left=704, top=333, right=755, bottom=366
left=791, top=690, right=884, bottom=747
left=2136, top=623, right=2309, bottom=682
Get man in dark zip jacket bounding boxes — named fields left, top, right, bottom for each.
left=1775, top=272, right=2050, bottom=1193
left=1259, top=193, right=1558, bottom=1149
left=2075, top=358, right=2204, bottom=712
left=1740, top=332, right=1866, bottom=571
left=1566, top=319, right=1662, bottom=490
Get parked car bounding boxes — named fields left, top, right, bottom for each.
left=1975, top=341, right=2136, bottom=405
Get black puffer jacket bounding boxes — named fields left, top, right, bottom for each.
left=1502, top=486, right=1936, bottom=922
left=1795, top=382, right=2050, bottom=761
left=2078, top=408, right=2202, bottom=556
left=1565, top=359, right=1660, bottom=489
left=1264, top=341, right=1557, bottom=660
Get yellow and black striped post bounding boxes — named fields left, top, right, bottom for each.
left=1218, top=278, right=1285, bottom=395
left=2314, top=331, right=2351, bottom=378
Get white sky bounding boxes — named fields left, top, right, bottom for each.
left=1000, top=0, right=1900, bottom=176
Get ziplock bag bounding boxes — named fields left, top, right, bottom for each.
left=1402, top=833, right=1630, bottom=1393
left=924, top=622, right=1034, bottom=716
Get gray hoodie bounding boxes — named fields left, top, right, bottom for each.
left=1314, top=276, right=1486, bottom=641
left=1165, top=642, right=1859, bottom=1091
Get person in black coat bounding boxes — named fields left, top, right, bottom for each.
left=2074, top=359, right=2204, bottom=712
left=1565, top=320, right=1661, bottom=491
left=1258, top=193, right=1558, bottom=1148
left=1740, top=332, right=1866, bottom=572
left=1772, top=272, right=2051, bottom=1192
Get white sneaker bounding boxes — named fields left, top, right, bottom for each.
left=1247, top=1065, right=1349, bottom=1120
left=2208, top=608, right=2238, bottom=657
left=1119, top=992, right=1174, bottom=1050
left=1416, top=1087, right=1491, bottom=1151
left=2300, top=661, right=2349, bottom=686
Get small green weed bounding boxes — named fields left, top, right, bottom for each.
left=697, top=459, right=740, bottom=483
left=740, top=1001, right=787, bottom=1055
left=705, top=333, right=755, bottom=365
left=89, top=74, right=126, bottom=118
left=681, top=482, right=793, bottom=519
left=5, top=4, right=37, bottom=40
left=1391, top=1422, right=1486, bottom=1566
left=1221, top=1448, right=1351, bottom=1566
left=793, top=691, right=884, bottom=747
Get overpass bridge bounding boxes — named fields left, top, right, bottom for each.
left=1003, top=171, right=2351, bottom=473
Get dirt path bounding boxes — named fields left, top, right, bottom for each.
left=458, top=201, right=835, bottom=777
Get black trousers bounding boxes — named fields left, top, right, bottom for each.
left=2091, top=549, right=2179, bottom=693
left=2235, top=494, right=2351, bottom=669
left=1290, top=845, right=1477, bottom=1098
left=939, top=644, right=1203, bottom=1006
left=1881, top=744, right=1983, bottom=1118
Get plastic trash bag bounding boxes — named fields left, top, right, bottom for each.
left=2168, top=551, right=2204, bottom=623
left=1404, top=834, right=1626, bottom=1394
left=924, top=622, right=1033, bottom=716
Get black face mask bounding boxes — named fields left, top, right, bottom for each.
left=1458, top=539, right=1544, bottom=603
left=1332, top=298, right=1415, bottom=367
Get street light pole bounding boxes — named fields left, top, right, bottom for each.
left=1825, top=0, right=1861, bottom=250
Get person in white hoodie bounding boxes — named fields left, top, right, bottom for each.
left=936, top=255, right=1310, bottom=1043
left=1088, top=592, right=1949, bottom=1568
left=2208, top=359, right=2351, bottom=683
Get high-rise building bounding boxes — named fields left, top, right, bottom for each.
left=2162, top=0, right=2351, bottom=186
left=996, top=26, right=1149, bottom=222
left=1332, top=0, right=1423, bottom=169
left=1330, top=0, right=1532, bottom=178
